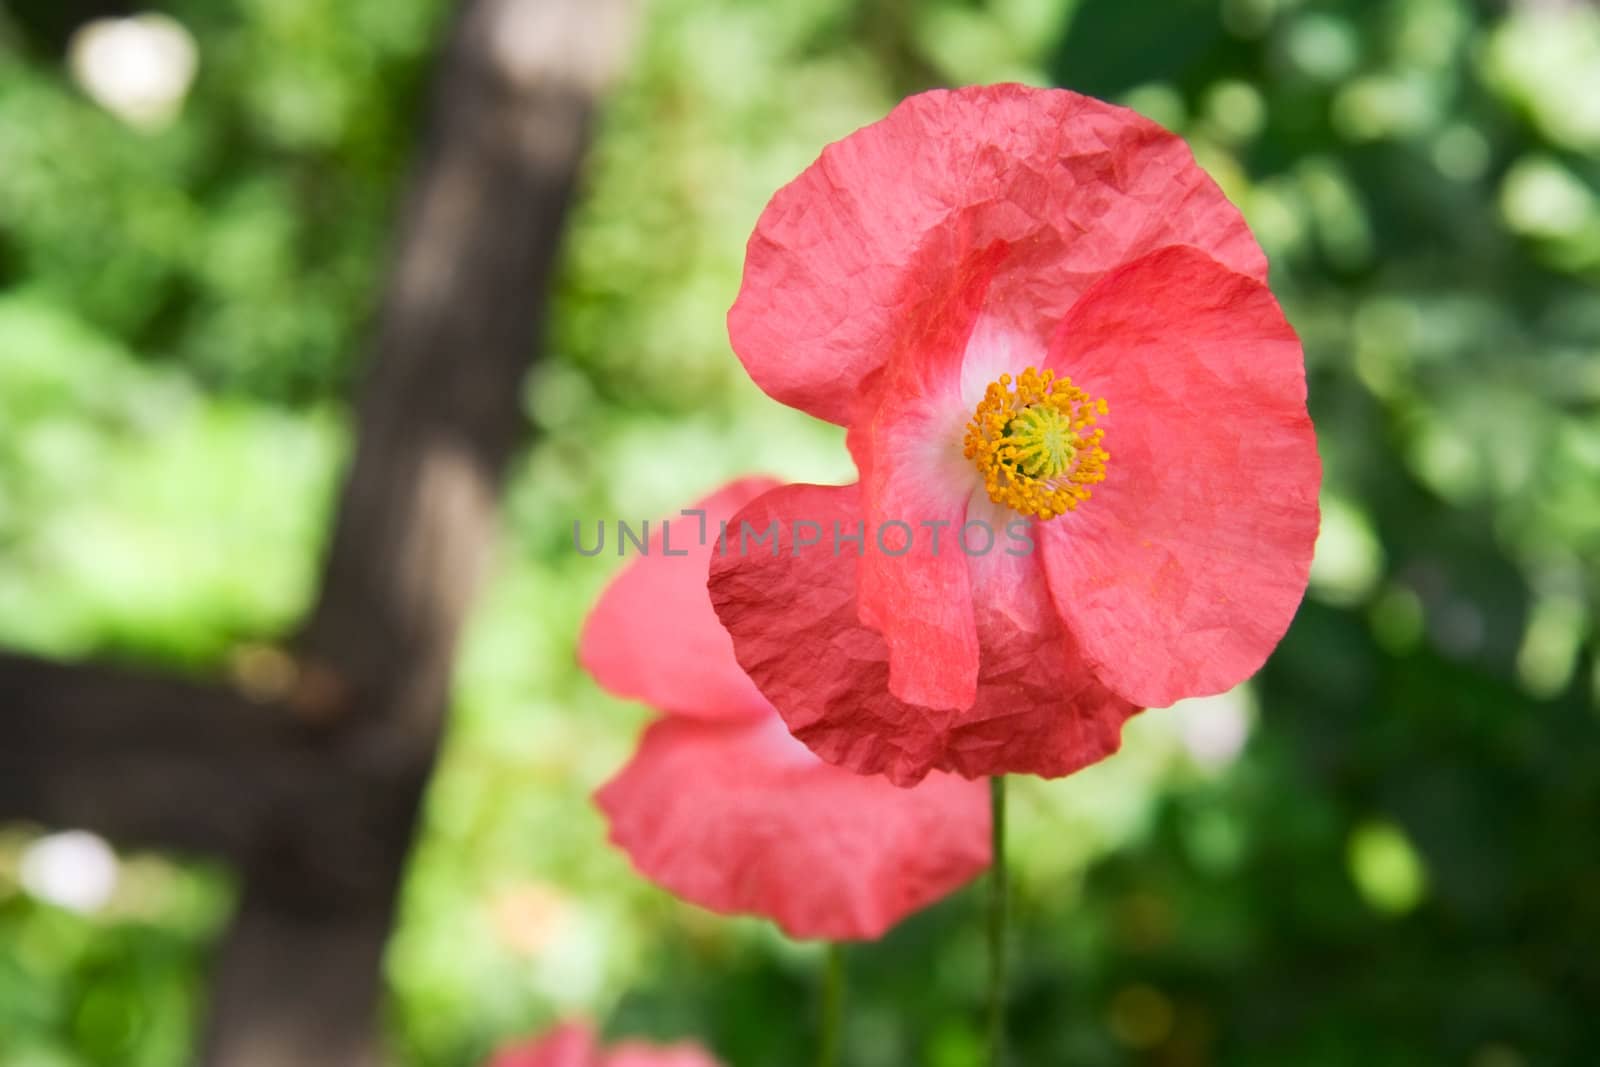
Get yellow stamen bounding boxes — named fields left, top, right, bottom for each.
left=962, top=366, right=1109, bottom=520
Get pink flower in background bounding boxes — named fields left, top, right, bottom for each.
left=581, top=478, right=990, bottom=941
left=486, top=1021, right=721, bottom=1067
left=710, top=84, right=1320, bottom=785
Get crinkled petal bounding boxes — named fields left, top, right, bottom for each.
left=579, top=478, right=779, bottom=721
left=855, top=241, right=1009, bottom=710
left=1040, top=245, right=1320, bottom=707
left=728, top=84, right=1266, bottom=425
left=708, top=483, right=1140, bottom=785
left=596, top=710, right=990, bottom=940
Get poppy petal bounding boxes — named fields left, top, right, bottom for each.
left=579, top=477, right=779, bottom=721
left=708, top=482, right=1140, bottom=785
left=486, top=1023, right=598, bottom=1067
left=595, top=712, right=990, bottom=940
left=1040, top=245, right=1320, bottom=708
left=854, top=241, right=1010, bottom=710
left=728, top=84, right=1266, bottom=426
left=603, top=1043, right=724, bottom=1067
left=486, top=1023, right=724, bottom=1067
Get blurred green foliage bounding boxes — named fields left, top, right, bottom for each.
left=1, top=0, right=1598, bottom=1064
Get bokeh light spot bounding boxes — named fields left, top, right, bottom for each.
left=1348, top=821, right=1428, bottom=916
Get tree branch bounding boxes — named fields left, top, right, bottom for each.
left=200, top=0, right=633, bottom=1063
left=0, top=0, right=632, bottom=1062
left=0, top=652, right=276, bottom=861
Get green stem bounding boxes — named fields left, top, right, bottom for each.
left=816, top=942, right=846, bottom=1067
left=987, top=775, right=1008, bottom=1067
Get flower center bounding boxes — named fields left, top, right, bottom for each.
left=963, top=366, right=1108, bottom=520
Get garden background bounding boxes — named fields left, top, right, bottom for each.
left=1, top=0, right=1598, bottom=1064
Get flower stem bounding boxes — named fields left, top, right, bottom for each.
left=816, top=942, right=846, bottom=1067
left=987, top=774, right=1008, bottom=1067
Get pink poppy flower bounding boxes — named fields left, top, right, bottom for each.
left=485, top=1021, right=721, bottom=1067
left=581, top=479, right=990, bottom=941
left=709, top=84, right=1321, bottom=786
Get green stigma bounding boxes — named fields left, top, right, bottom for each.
left=1000, top=405, right=1078, bottom=481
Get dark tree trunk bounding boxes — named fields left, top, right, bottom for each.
left=0, top=0, right=632, bottom=1063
